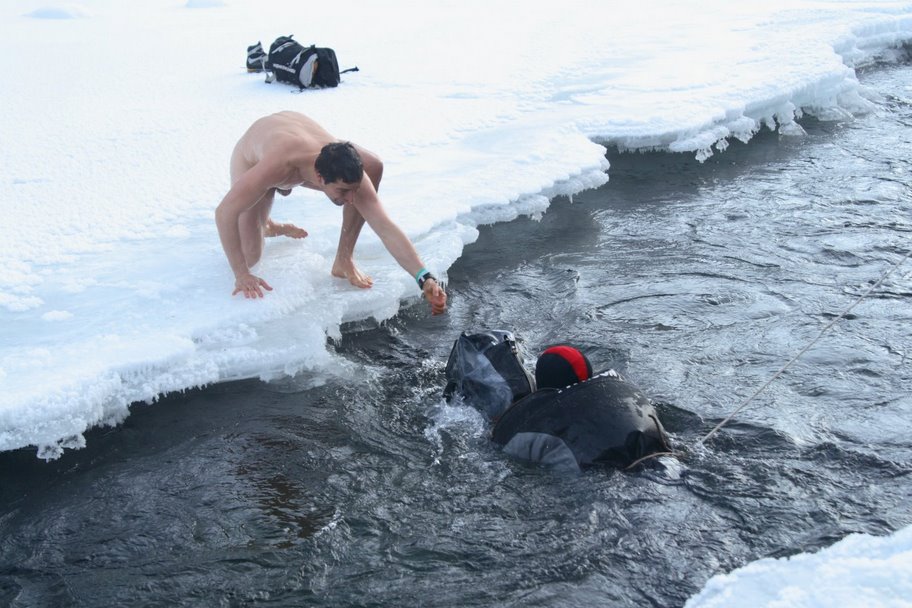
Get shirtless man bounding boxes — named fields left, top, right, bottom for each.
left=215, top=111, right=447, bottom=314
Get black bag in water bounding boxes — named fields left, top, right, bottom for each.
left=267, top=35, right=342, bottom=88
left=443, top=330, right=535, bottom=420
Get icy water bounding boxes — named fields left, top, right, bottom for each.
left=2, top=65, right=912, bottom=607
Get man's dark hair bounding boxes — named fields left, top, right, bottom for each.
left=315, top=141, right=363, bottom=184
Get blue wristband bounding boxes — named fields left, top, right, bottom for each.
left=414, top=268, right=429, bottom=284
left=418, top=272, right=436, bottom=290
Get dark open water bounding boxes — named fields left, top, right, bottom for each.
left=2, top=65, right=911, bottom=607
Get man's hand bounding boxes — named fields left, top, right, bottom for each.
left=423, top=278, right=447, bottom=315
left=233, top=272, right=273, bottom=299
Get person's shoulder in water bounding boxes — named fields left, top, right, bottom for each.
left=493, top=344, right=671, bottom=471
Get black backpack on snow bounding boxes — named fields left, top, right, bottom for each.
left=266, top=35, right=351, bottom=88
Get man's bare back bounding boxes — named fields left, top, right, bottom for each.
left=215, top=111, right=447, bottom=314
left=230, top=112, right=329, bottom=191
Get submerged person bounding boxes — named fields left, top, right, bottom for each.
left=215, top=111, right=447, bottom=314
left=444, top=332, right=671, bottom=471
left=492, top=344, right=671, bottom=470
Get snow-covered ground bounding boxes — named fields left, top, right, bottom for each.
left=685, top=526, right=912, bottom=607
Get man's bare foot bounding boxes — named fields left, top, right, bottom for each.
left=332, top=262, right=374, bottom=288
left=265, top=219, right=308, bottom=239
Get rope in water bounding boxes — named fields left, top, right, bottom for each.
left=625, top=451, right=679, bottom=470
left=695, top=248, right=911, bottom=448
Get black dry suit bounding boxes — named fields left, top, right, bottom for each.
left=444, top=330, right=670, bottom=472
left=492, top=370, right=670, bottom=471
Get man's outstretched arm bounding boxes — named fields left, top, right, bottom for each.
left=351, top=179, right=447, bottom=314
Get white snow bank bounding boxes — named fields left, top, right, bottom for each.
left=185, top=0, right=226, bottom=8
left=24, top=4, right=90, bottom=19
left=686, top=525, right=912, bottom=608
